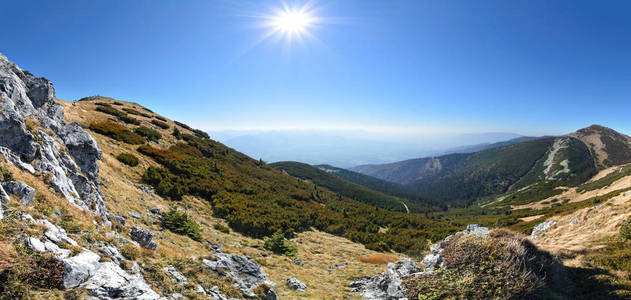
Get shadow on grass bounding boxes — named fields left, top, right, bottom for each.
left=566, top=265, right=631, bottom=299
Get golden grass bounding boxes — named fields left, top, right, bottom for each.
left=0, top=242, right=16, bottom=271
left=359, top=254, right=399, bottom=265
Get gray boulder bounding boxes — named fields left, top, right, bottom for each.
left=350, top=258, right=423, bottom=300
left=203, top=253, right=277, bottom=298
left=25, top=236, right=46, bottom=252
left=130, top=226, right=157, bottom=250
left=285, top=277, right=307, bottom=291
left=62, top=250, right=101, bottom=288
left=82, top=261, right=160, bottom=299
left=2, top=181, right=35, bottom=206
left=164, top=265, right=188, bottom=284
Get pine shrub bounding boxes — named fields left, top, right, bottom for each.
left=161, top=209, right=202, bottom=241
left=116, top=153, right=139, bottom=167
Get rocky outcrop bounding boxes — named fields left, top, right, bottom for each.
left=350, top=258, right=424, bottom=300
left=351, top=224, right=491, bottom=299
left=2, top=181, right=35, bottom=206
left=130, top=226, right=157, bottom=250
left=62, top=250, right=101, bottom=288
left=0, top=53, right=106, bottom=221
left=203, top=252, right=277, bottom=299
left=531, top=220, right=556, bottom=239
left=82, top=262, right=160, bottom=299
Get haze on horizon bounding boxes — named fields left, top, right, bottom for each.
left=2, top=0, right=631, bottom=165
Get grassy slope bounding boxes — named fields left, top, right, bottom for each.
left=58, top=97, right=404, bottom=299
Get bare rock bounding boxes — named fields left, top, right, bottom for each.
left=164, top=265, right=188, bottom=284
left=82, top=261, right=160, bottom=299
left=62, top=250, right=101, bottom=288
left=2, top=181, right=35, bottom=206
left=130, top=226, right=157, bottom=250
left=350, top=258, right=423, bottom=300
left=203, top=253, right=276, bottom=298
left=285, top=277, right=307, bottom=291
left=531, top=220, right=557, bottom=239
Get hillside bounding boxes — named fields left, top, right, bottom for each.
left=270, top=161, right=436, bottom=213
left=314, top=164, right=430, bottom=203
left=352, top=128, right=631, bottom=207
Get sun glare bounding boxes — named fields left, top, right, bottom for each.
left=273, top=9, right=313, bottom=34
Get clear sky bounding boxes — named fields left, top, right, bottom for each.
left=1, top=0, right=631, bottom=136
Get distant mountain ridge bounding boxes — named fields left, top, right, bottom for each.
left=351, top=125, right=631, bottom=206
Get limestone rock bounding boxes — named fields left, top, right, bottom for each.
left=62, top=250, right=101, bottom=288
left=0, top=53, right=107, bottom=221
left=164, top=265, right=188, bottom=283
left=531, top=220, right=557, bottom=239
left=350, top=258, right=423, bottom=300
left=0, top=184, right=10, bottom=219
left=25, top=236, right=46, bottom=252
left=130, top=226, right=157, bottom=250
left=203, top=253, right=276, bottom=298
left=82, top=261, right=160, bottom=299
left=285, top=277, right=307, bottom=291
left=2, top=181, right=35, bottom=206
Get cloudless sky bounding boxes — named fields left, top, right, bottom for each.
left=2, top=0, right=631, bottom=136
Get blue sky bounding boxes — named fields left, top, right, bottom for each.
left=2, top=0, right=631, bottom=136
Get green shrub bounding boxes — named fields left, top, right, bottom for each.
left=116, top=153, right=139, bottom=167
left=96, top=104, right=125, bottom=118
left=213, top=223, right=230, bottom=234
left=151, top=119, right=169, bottom=130
left=162, top=209, right=202, bottom=241
left=134, top=126, right=162, bottom=142
left=172, top=128, right=182, bottom=140
left=620, top=217, right=631, bottom=240
left=118, top=114, right=140, bottom=125
left=123, top=108, right=152, bottom=118
left=89, top=121, right=145, bottom=144
left=263, top=230, right=297, bottom=256
left=155, top=115, right=168, bottom=122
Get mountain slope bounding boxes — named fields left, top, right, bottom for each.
left=271, top=161, right=435, bottom=213
left=352, top=127, right=631, bottom=206
left=315, top=164, right=428, bottom=201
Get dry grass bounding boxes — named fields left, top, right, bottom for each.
left=0, top=242, right=15, bottom=271
left=359, top=254, right=399, bottom=265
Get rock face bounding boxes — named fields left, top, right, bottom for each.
left=0, top=53, right=106, bottom=220
left=203, top=252, right=277, bottom=298
left=82, top=261, right=160, bottom=299
left=350, top=258, right=423, bottom=300
left=130, top=226, right=157, bottom=250
left=351, top=224, right=491, bottom=300
left=2, top=181, right=35, bottom=206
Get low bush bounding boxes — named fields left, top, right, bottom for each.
left=620, top=217, right=631, bottom=241
left=118, top=114, right=140, bottom=125
left=89, top=121, right=145, bottom=144
left=162, top=209, right=202, bottom=241
left=213, top=223, right=230, bottom=234
left=263, top=230, right=297, bottom=256
left=154, top=115, right=168, bottom=122
left=116, top=153, right=139, bottom=167
left=134, top=126, right=162, bottom=142
left=96, top=104, right=125, bottom=118
left=123, top=108, right=152, bottom=118
left=120, top=244, right=140, bottom=260
left=403, top=229, right=567, bottom=299
left=151, top=119, right=169, bottom=130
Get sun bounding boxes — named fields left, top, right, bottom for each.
left=272, top=9, right=313, bottom=34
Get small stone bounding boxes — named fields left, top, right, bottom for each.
left=285, top=277, right=307, bottom=291
left=25, top=237, right=46, bottom=252
left=129, top=211, right=143, bottom=219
